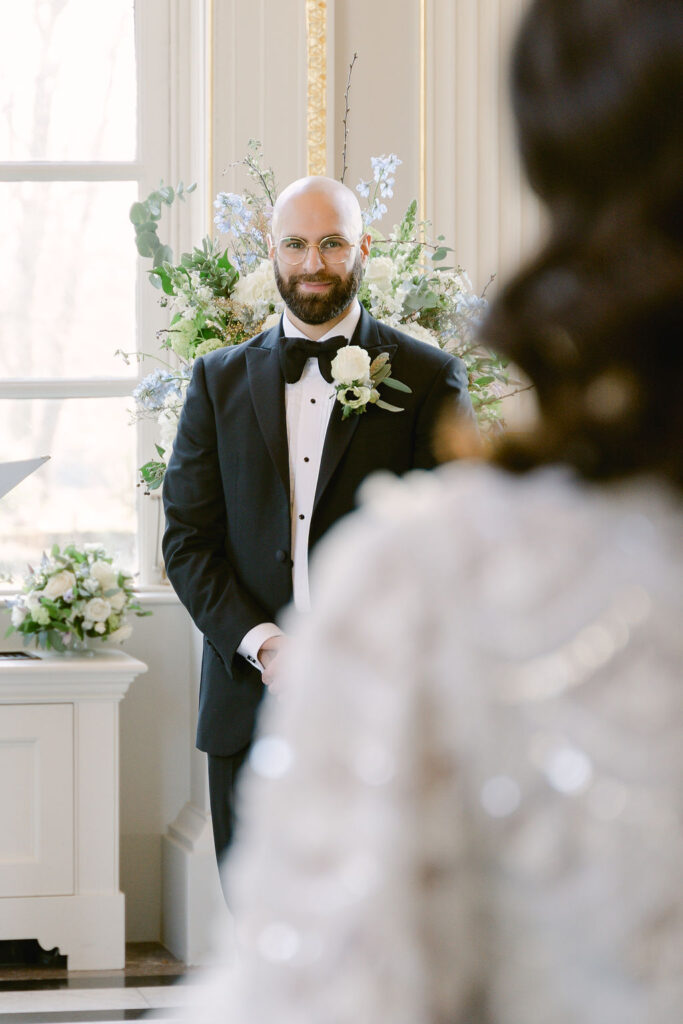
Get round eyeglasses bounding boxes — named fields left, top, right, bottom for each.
left=276, top=235, right=358, bottom=265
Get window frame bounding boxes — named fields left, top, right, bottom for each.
left=0, top=0, right=204, bottom=592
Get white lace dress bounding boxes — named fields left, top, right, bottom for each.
left=199, top=462, right=683, bottom=1024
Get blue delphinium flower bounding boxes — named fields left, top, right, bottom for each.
left=371, top=154, right=402, bottom=178
left=213, top=192, right=254, bottom=235
left=133, top=369, right=184, bottom=413
left=362, top=198, right=389, bottom=228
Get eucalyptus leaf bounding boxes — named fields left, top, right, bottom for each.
left=153, top=244, right=173, bottom=268
left=136, top=231, right=160, bottom=258
left=382, top=376, right=412, bottom=393
left=375, top=399, right=405, bottom=412
left=129, top=202, right=148, bottom=225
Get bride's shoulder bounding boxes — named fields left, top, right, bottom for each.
left=356, top=460, right=682, bottom=546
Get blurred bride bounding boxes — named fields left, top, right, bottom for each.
left=197, top=1, right=683, bottom=1021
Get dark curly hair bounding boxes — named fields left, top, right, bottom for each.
left=481, top=0, right=683, bottom=485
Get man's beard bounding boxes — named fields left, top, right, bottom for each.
left=273, top=251, right=363, bottom=325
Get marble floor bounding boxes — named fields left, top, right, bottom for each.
left=0, top=944, right=204, bottom=1024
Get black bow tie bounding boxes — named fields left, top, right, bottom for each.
left=279, top=335, right=347, bottom=384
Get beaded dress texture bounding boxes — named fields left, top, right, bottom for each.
left=199, top=462, right=682, bottom=1024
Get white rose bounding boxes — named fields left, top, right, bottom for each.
left=109, top=624, right=133, bottom=643
left=90, top=560, right=118, bottom=591
left=331, top=345, right=371, bottom=384
left=364, top=256, right=395, bottom=294
left=43, top=570, right=76, bottom=600
left=10, top=604, right=27, bottom=627
left=396, top=321, right=441, bottom=347
left=109, top=590, right=127, bottom=612
left=83, top=597, right=112, bottom=622
left=94, top=621, right=107, bottom=634
left=233, top=260, right=280, bottom=307
left=337, top=385, right=373, bottom=410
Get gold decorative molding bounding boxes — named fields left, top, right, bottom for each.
left=206, top=0, right=215, bottom=237
left=306, top=0, right=327, bottom=175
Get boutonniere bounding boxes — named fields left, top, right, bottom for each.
left=330, top=345, right=412, bottom=419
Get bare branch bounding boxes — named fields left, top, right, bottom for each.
left=340, top=52, right=358, bottom=184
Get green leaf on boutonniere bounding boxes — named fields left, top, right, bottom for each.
left=369, top=353, right=390, bottom=375
left=375, top=399, right=405, bottom=412
left=382, top=376, right=412, bottom=393
left=372, top=363, right=393, bottom=385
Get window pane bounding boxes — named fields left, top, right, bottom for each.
left=0, top=181, right=138, bottom=379
left=0, top=0, right=136, bottom=161
left=0, top=398, right=137, bottom=582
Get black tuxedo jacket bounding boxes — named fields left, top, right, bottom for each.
left=162, top=306, right=473, bottom=755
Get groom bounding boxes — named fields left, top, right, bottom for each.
left=162, top=175, right=474, bottom=865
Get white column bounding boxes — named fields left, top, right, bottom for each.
left=161, top=620, right=230, bottom=966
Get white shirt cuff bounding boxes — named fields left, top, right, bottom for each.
left=238, top=623, right=284, bottom=670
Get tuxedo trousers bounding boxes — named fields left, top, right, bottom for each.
left=207, top=745, right=251, bottom=880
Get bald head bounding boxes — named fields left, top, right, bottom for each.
left=270, top=176, right=364, bottom=241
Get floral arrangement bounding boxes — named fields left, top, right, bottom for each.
left=5, top=543, right=149, bottom=652
left=128, top=141, right=511, bottom=490
left=331, top=346, right=411, bottom=419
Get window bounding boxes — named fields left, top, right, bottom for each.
left=0, top=0, right=172, bottom=587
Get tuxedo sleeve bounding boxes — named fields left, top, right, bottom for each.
left=162, top=356, right=269, bottom=672
left=413, top=353, right=474, bottom=469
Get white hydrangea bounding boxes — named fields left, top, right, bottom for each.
left=364, top=256, right=396, bottom=294
left=31, top=604, right=51, bottom=626
left=395, top=321, right=441, bottom=348
left=233, top=259, right=280, bottom=309
left=158, top=385, right=188, bottom=458
left=109, top=624, right=133, bottom=643
left=90, top=560, right=118, bottom=591
left=10, top=604, right=27, bottom=628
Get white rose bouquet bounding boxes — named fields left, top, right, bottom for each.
left=5, top=543, right=150, bottom=652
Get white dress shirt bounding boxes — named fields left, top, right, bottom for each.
left=237, top=300, right=362, bottom=670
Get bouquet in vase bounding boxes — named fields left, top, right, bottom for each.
left=5, top=543, right=150, bottom=652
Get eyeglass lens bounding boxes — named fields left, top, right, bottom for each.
left=277, top=236, right=355, bottom=264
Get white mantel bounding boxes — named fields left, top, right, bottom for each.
left=0, top=649, right=147, bottom=970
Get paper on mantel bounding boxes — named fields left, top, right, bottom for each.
left=0, top=457, right=50, bottom=500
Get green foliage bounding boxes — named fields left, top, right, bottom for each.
left=139, top=452, right=168, bottom=493
left=177, top=238, right=239, bottom=297
left=129, top=181, right=197, bottom=280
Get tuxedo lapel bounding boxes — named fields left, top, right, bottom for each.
left=314, top=307, right=398, bottom=511
left=245, top=325, right=289, bottom=497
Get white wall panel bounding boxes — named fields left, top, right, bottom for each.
left=0, top=703, right=73, bottom=897
left=212, top=0, right=308, bottom=204
left=427, top=0, right=543, bottom=293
